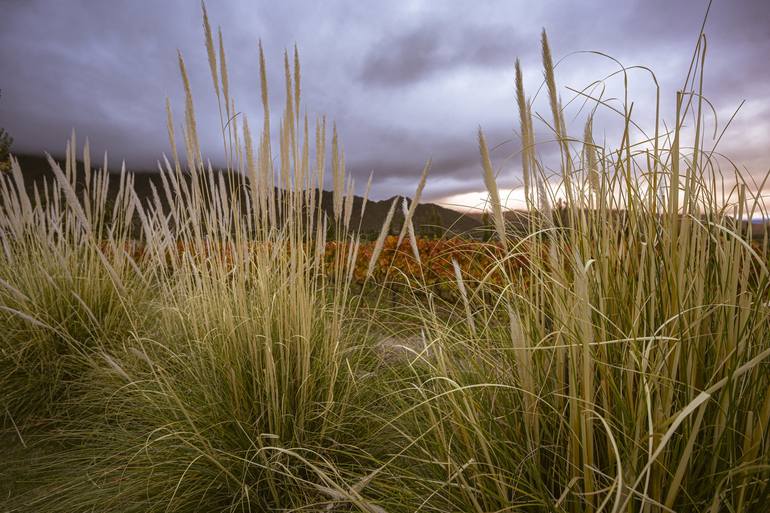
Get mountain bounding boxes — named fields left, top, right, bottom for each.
left=5, top=154, right=482, bottom=238
left=472, top=205, right=770, bottom=241
left=12, top=154, right=765, bottom=242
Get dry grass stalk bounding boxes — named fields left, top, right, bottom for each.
left=396, top=159, right=430, bottom=247
left=367, top=197, right=398, bottom=278
left=479, top=128, right=508, bottom=251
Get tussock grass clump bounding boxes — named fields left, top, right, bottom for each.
left=0, top=244, right=145, bottom=423
left=2, top=4, right=770, bottom=513
left=2, top=7, right=387, bottom=510
left=0, top=153, right=151, bottom=427
left=12, top=251, right=378, bottom=512
left=378, top=30, right=770, bottom=513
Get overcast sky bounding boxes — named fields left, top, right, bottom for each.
left=1, top=0, right=768, bottom=208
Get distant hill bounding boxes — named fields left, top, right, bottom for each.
left=471, top=205, right=770, bottom=241
left=9, top=154, right=767, bottom=241
left=6, top=154, right=482, bottom=239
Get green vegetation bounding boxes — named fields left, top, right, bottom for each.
left=0, top=90, right=12, bottom=173
left=2, top=7, right=770, bottom=512
left=0, top=130, right=10, bottom=172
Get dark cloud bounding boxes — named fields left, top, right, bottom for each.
left=359, top=27, right=443, bottom=87
left=358, top=22, right=526, bottom=87
left=0, top=0, right=768, bottom=205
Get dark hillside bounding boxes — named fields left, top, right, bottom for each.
left=7, top=154, right=482, bottom=238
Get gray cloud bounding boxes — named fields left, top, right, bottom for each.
left=1, top=0, right=768, bottom=205
left=358, top=22, right=527, bottom=87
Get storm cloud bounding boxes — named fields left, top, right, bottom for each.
left=1, top=0, right=768, bottom=205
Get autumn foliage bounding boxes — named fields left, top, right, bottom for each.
left=327, top=235, right=529, bottom=289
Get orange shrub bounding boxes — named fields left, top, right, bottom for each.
left=325, top=236, right=531, bottom=298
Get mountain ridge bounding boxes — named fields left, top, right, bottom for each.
left=6, top=154, right=483, bottom=238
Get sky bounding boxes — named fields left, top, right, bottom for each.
left=1, top=0, right=768, bottom=210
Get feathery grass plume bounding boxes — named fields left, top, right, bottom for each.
left=343, top=175, right=355, bottom=231
left=536, top=172, right=551, bottom=218
left=452, top=258, right=476, bottom=335
left=202, top=3, right=231, bottom=170
left=9, top=157, right=32, bottom=227
left=339, top=150, right=346, bottom=212
left=332, top=124, right=343, bottom=220
left=293, top=45, right=301, bottom=125
left=396, top=159, right=430, bottom=247
left=309, top=117, right=325, bottom=220
left=219, top=28, right=233, bottom=168
left=301, top=114, right=310, bottom=198
left=258, top=40, right=270, bottom=127
left=401, top=197, right=421, bottom=265
left=67, top=129, right=75, bottom=180
left=525, top=101, right=537, bottom=182
left=366, top=197, right=398, bottom=278
left=101, top=352, right=131, bottom=383
left=540, top=29, right=558, bottom=122
left=254, top=43, right=275, bottom=230
left=360, top=170, right=373, bottom=222
left=283, top=50, right=295, bottom=140
left=46, top=152, right=92, bottom=238
left=201, top=1, right=219, bottom=99
left=583, top=116, right=600, bottom=195
left=177, top=50, right=201, bottom=170
left=243, top=115, right=259, bottom=231
left=257, top=41, right=273, bottom=232
left=259, top=130, right=275, bottom=231
left=541, top=30, right=572, bottom=182
left=230, top=97, right=243, bottom=172
left=279, top=119, right=290, bottom=212
left=82, top=137, right=91, bottom=187
left=514, top=59, right=531, bottom=206
left=218, top=28, right=230, bottom=122
left=164, top=97, right=182, bottom=174
left=82, top=141, right=94, bottom=224
left=478, top=128, right=507, bottom=250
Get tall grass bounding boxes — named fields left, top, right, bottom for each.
left=2, top=11, right=384, bottom=510
left=382, top=30, right=770, bottom=512
left=2, top=5, right=770, bottom=512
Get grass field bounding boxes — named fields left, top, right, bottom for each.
left=2, top=8, right=770, bottom=512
